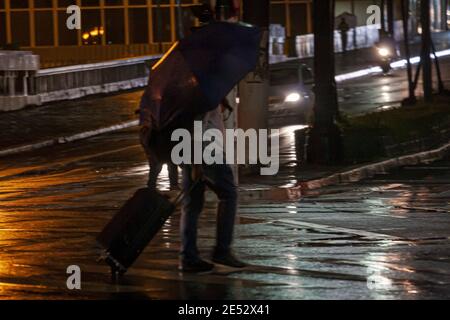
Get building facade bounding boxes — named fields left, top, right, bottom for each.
left=0, top=1, right=199, bottom=52
left=0, top=0, right=448, bottom=66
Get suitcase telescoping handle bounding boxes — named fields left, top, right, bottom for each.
left=172, top=178, right=205, bottom=207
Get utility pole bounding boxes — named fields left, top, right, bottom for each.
left=421, top=0, right=433, bottom=102
left=238, top=0, right=269, bottom=131
left=307, top=0, right=342, bottom=165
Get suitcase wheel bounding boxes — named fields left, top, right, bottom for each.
left=111, top=266, right=126, bottom=281
left=100, top=252, right=127, bottom=277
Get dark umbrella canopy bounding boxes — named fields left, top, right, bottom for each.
left=177, top=21, right=262, bottom=111
left=140, top=21, right=261, bottom=130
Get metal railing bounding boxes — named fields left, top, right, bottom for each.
left=35, top=55, right=162, bottom=95
left=1, top=52, right=162, bottom=110
left=0, top=51, right=41, bottom=111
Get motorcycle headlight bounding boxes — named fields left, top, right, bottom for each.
left=285, top=92, right=301, bottom=103
left=378, top=47, right=390, bottom=57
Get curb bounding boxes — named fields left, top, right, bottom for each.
left=0, top=120, right=139, bottom=158
left=301, top=141, right=450, bottom=191
left=225, top=140, right=450, bottom=202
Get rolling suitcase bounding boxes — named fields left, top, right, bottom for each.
left=96, top=187, right=187, bottom=276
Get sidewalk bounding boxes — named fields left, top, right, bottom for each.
left=0, top=90, right=142, bottom=152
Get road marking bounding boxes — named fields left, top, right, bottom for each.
left=0, top=120, right=139, bottom=158
left=274, top=219, right=402, bottom=240
left=0, top=144, right=140, bottom=181
left=335, top=49, right=450, bottom=83
left=394, top=205, right=450, bottom=213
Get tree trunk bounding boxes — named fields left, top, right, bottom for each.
left=444, top=0, right=449, bottom=31
left=307, top=0, right=342, bottom=165
left=421, top=0, right=433, bottom=102
left=431, top=39, right=445, bottom=93
left=401, top=0, right=416, bottom=104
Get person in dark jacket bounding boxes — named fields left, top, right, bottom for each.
left=338, top=18, right=350, bottom=53
left=138, top=96, right=179, bottom=191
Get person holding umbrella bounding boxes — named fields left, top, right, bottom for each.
left=178, top=0, right=245, bottom=273
left=138, top=0, right=261, bottom=273
left=139, top=95, right=180, bottom=191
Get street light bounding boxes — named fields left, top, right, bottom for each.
left=90, top=28, right=99, bottom=37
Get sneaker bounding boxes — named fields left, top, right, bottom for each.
left=179, top=258, right=215, bottom=273
left=212, top=251, right=247, bottom=268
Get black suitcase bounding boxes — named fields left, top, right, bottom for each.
left=97, top=187, right=185, bottom=276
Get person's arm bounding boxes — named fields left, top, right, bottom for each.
left=221, top=97, right=233, bottom=113
left=140, top=123, right=158, bottom=162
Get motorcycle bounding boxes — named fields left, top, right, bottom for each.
left=374, top=32, right=398, bottom=74
left=375, top=45, right=394, bottom=74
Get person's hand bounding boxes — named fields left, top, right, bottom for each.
left=191, top=165, right=204, bottom=181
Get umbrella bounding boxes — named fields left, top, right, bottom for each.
left=140, top=21, right=261, bottom=131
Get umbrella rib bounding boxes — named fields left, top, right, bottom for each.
left=152, top=42, right=180, bottom=71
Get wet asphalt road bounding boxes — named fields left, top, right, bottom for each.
left=1, top=50, right=449, bottom=300
left=268, top=57, right=450, bottom=127
left=0, top=127, right=449, bottom=300
left=338, top=57, right=450, bottom=115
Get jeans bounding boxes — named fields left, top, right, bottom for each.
left=180, top=164, right=238, bottom=262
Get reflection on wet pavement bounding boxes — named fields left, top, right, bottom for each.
left=0, top=130, right=450, bottom=300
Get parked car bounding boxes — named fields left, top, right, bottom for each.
left=269, top=61, right=315, bottom=126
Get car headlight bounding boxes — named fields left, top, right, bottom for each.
left=285, top=92, right=301, bottom=103
left=378, top=47, right=390, bottom=57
